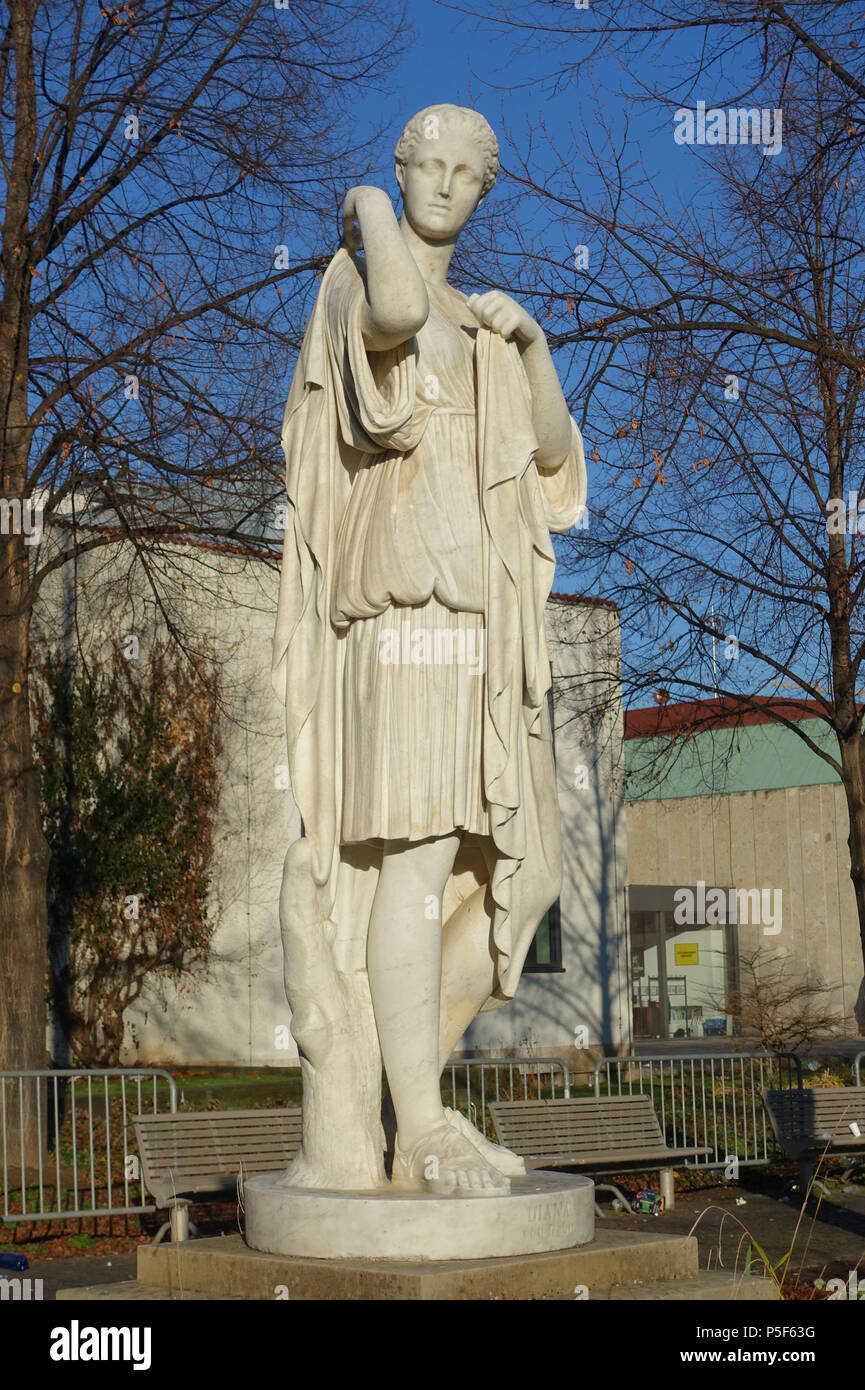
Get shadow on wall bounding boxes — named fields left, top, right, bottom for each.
left=460, top=602, right=628, bottom=1061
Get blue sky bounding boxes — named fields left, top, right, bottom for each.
left=351, top=1, right=696, bottom=207
left=320, top=4, right=823, bottom=708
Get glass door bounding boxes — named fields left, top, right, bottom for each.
left=629, top=888, right=737, bottom=1041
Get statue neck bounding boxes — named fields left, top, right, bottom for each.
left=399, top=215, right=456, bottom=286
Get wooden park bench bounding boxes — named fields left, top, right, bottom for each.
left=763, top=1088, right=865, bottom=1195
left=133, top=1108, right=302, bottom=1244
left=490, top=1095, right=711, bottom=1214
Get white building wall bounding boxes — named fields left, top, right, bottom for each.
left=37, top=548, right=627, bottom=1065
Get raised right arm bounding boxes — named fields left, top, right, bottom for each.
left=341, top=186, right=429, bottom=350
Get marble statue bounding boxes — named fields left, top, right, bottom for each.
left=271, top=104, right=587, bottom=1200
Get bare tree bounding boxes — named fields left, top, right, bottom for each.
left=442, top=1, right=865, bottom=109
left=32, top=635, right=223, bottom=1066
left=0, top=0, right=405, bottom=1154
left=708, top=947, right=847, bottom=1053
left=447, top=1, right=865, bottom=1025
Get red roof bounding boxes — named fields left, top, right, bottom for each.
left=549, top=591, right=618, bottom=609
left=625, top=696, right=828, bottom=740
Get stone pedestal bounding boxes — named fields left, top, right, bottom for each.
left=130, top=1226, right=727, bottom=1300
left=244, top=1171, right=594, bottom=1261
left=59, top=1227, right=780, bottom=1300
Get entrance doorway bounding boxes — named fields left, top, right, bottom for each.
left=629, top=886, right=738, bottom=1041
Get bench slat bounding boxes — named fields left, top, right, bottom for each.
left=515, top=1147, right=710, bottom=1169
left=763, top=1088, right=865, bottom=1157
left=134, top=1108, right=302, bottom=1206
left=490, top=1096, right=709, bottom=1173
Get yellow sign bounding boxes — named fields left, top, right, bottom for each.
left=675, top=943, right=699, bottom=966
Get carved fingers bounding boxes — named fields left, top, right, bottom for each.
left=467, top=290, right=539, bottom=347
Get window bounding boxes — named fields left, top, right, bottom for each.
left=524, top=899, right=563, bottom=971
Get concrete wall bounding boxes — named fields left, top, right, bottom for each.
left=626, top=784, right=864, bottom=1029
left=36, top=546, right=628, bottom=1065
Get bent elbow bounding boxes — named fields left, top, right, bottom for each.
left=535, top=433, right=572, bottom=472
left=362, top=285, right=429, bottom=349
left=375, top=296, right=428, bottom=340
left=384, top=313, right=428, bottom=341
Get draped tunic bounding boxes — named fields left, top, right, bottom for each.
left=333, top=276, right=483, bottom=619
left=335, top=277, right=489, bottom=842
left=272, top=247, right=587, bottom=1008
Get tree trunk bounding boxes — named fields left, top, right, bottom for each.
left=837, top=730, right=865, bottom=1031
left=0, top=604, right=50, bottom=1161
left=0, top=2, right=50, bottom=1162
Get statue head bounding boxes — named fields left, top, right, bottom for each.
left=394, top=104, right=499, bottom=242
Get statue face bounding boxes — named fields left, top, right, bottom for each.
left=397, top=124, right=487, bottom=241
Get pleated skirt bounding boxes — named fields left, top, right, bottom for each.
left=341, top=594, right=491, bottom=843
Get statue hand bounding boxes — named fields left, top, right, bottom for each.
left=467, top=291, right=541, bottom=348
left=340, top=185, right=393, bottom=252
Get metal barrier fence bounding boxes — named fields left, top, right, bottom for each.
left=593, top=1053, right=802, bottom=1168
left=2, top=1051, right=826, bottom=1223
left=1, top=1069, right=177, bottom=1224
left=443, top=1056, right=570, bottom=1136
left=854, top=1053, right=865, bottom=1086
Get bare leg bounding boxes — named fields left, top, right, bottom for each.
left=367, top=833, right=508, bottom=1194
left=367, top=833, right=461, bottom=1150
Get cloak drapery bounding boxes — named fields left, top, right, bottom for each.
left=272, top=248, right=586, bottom=1010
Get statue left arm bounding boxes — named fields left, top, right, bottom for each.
left=468, top=290, right=572, bottom=470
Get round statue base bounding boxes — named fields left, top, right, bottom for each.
left=244, top=1171, right=594, bottom=1261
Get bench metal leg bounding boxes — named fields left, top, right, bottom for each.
left=150, top=1198, right=196, bottom=1245
left=659, top=1167, right=675, bottom=1211
left=798, top=1159, right=831, bottom=1199
left=593, top=1181, right=634, bottom=1217
left=170, top=1198, right=192, bottom=1243
left=169, top=1200, right=199, bottom=1242
left=775, top=1157, right=830, bottom=1203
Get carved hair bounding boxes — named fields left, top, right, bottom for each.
left=394, top=105, right=500, bottom=197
